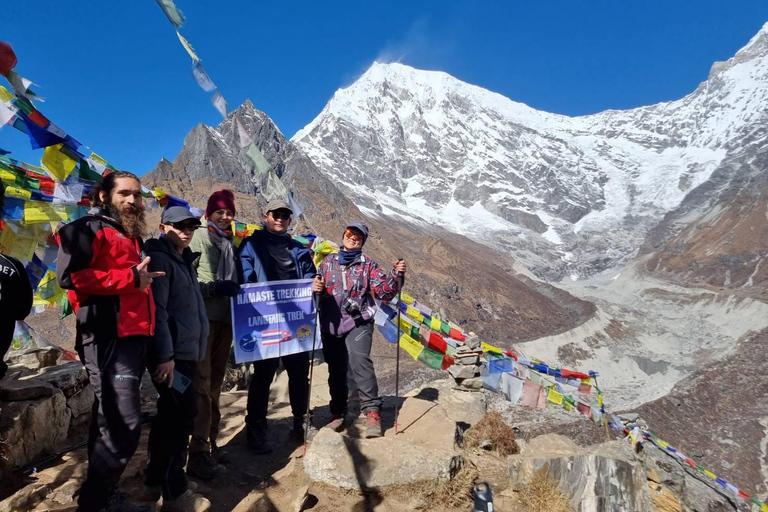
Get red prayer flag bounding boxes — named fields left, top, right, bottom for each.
left=560, top=368, right=590, bottom=380
left=27, top=110, right=49, bottom=128
left=448, top=327, right=465, bottom=341
left=427, top=332, right=447, bottom=354
left=441, top=355, right=454, bottom=370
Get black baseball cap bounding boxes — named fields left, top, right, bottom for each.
left=161, top=206, right=202, bottom=225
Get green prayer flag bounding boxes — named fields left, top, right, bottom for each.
left=418, top=347, right=444, bottom=370
left=61, top=296, right=73, bottom=318
left=440, top=321, right=451, bottom=335
left=77, top=159, right=102, bottom=182
left=246, top=143, right=272, bottom=177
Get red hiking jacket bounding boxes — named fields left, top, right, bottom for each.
left=56, top=209, right=155, bottom=346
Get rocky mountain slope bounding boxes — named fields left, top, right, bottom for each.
left=143, top=101, right=595, bottom=349
left=292, top=23, right=768, bottom=281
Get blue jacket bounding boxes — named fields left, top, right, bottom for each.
left=238, top=229, right=316, bottom=283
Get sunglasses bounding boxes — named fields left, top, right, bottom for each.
left=344, top=229, right=363, bottom=241
left=269, top=210, right=291, bottom=220
left=171, top=222, right=199, bottom=232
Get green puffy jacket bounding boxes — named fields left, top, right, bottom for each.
left=189, top=228, right=235, bottom=323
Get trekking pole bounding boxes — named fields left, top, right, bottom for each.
left=394, top=260, right=404, bottom=434
left=303, top=290, right=321, bottom=455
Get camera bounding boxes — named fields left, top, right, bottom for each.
left=342, top=296, right=362, bottom=319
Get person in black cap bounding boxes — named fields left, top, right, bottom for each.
left=238, top=199, right=317, bottom=453
left=0, top=180, right=33, bottom=380
left=144, top=206, right=211, bottom=512
left=312, top=221, right=406, bottom=437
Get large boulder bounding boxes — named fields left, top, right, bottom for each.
left=305, top=379, right=476, bottom=490
left=508, top=434, right=653, bottom=511
left=0, top=390, right=70, bottom=475
left=640, top=442, right=737, bottom=512
left=304, top=428, right=462, bottom=490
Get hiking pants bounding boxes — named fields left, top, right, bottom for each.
left=76, top=336, right=148, bottom=511
left=146, top=359, right=198, bottom=501
left=246, top=351, right=309, bottom=424
left=322, top=323, right=381, bottom=415
left=190, top=320, right=232, bottom=454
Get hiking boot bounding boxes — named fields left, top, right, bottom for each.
left=186, top=452, right=226, bottom=481
left=292, top=415, right=318, bottom=442
left=365, top=411, right=382, bottom=438
left=211, top=440, right=230, bottom=464
left=157, top=489, right=211, bottom=512
left=140, top=481, right=197, bottom=503
left=104, top=490, right=152, bottom=512
left=326, top=413, right=345, bottom=432
left=246, top=420, right=273, bottom=454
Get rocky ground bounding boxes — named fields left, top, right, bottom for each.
left=1, top=358, right=744, bottom=512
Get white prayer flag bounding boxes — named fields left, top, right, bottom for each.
left=211, top=91, right=228, bottom=119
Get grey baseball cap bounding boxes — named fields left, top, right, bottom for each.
left=161, top=206, right=201, bottom=225
left=265, top=199, right=292, bottom=213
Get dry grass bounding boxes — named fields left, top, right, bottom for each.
left=463, top=411, right=520, bottom=456
left=517, top=467, right=571, bottom=512
left=388, top=461, right=479, bottom=511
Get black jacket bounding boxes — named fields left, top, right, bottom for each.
left=0, top=253, right=33, bottom=378
left=145, top=236, right=209, bottom=364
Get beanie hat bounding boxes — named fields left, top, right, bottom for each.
left=206, top=190, right=236, bottom=217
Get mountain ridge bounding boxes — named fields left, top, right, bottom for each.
left=292, top=22, right=768, bottom=280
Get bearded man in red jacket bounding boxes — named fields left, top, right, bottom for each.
left=57, top=170, right=165, bottom=512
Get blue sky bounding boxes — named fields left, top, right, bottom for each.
left=1, top=1, right=766, bottom=176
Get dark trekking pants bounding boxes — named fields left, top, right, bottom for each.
left=322, top=323, right=381, bottom=415
left=146, top=359, right=198, bottom=500
left=76, top=336, right=148, bottom=511
left=246, top=351, right=309, bottom=424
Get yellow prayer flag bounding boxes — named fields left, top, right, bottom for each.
left=564, top=402, right=573, bottom=411
left=703, top=470, right=716, bottom=479
left=0, top=86, right=14, bottom=102
left=430, top=316, right=442, bottom=331
left=399, top=334, right=424, bottom=361
left=481, top=342, right=503, bottom=355
left=657, top=440, right=669, bottom=450
left=405, top=305, right=423, bottom=323
left=761, top=504, right=768, bottom=512
left=24, top=201, right=63, bottom=224
left=89, top=152, right=108, bottom=166
left=5, top=186, right=31, bottom=199
left=581, top=378, right=592, bottom=386
left=598, top=394, right=604, bottom=408
left=398, top=316, right=416, bottom=334
left=400, top=291, right=415, bottom=305
left=41, top=143, right=78, bottom=181
left=0, top=226, right=36, bottom=262
left=153, top=187, right=167, bottom=201
left=547, top=388, right=563, bottom=405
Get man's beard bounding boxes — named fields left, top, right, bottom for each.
left=106, top=202, right=147, bottom=239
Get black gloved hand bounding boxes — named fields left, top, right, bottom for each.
left=211, top=280, right=241, bottom=297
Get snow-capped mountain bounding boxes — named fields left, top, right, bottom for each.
left=293, top=23, right=768, bottom=280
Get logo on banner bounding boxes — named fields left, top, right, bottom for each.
left=239, top=331, right=261, bottom=353
left=296, top=325, right=312, bottom=342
